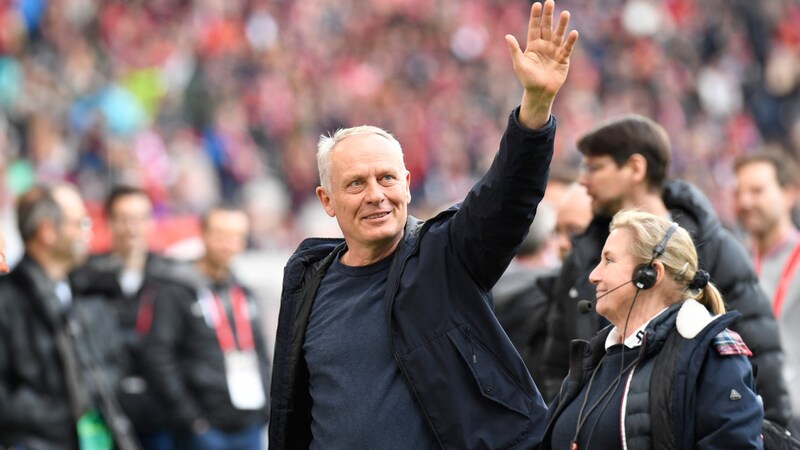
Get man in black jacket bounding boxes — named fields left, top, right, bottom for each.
left=142, top=205, right=271, bottom=450
left=269, top=2, right=579, bottom=448
left=539, top=114, right=792, bottom=426
left=0, top=183, right=138, bottom=450
left=71, top=185, right=176, bottom=449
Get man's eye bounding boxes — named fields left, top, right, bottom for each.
left=350, top=180, right=363, bottom=187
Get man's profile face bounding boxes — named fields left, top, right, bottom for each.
left=555, top=185, right=593, bottom=260
left=579, top=154, right=629, bottom=218
left=734, top=162, right=791, bottom=238
left=52, top=187, right=92, bottom=268
left=108, top=194, right=154, bottom=257
left=316, top=133, right=411, bottom=256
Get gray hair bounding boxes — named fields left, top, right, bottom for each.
left=17, top=184, right=64, bottom=243
left=317, top=125, right=405, bottom=191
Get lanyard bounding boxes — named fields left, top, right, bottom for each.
left=210, top=286, right=255, bottom=352
left=135, top=286, right=156, bottom=335
left=754, top=240, right=800, bottom=319
left=771, top=242, right=800, bottom=319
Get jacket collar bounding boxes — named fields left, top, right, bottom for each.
left=662, top=179, right=720, bottom=242
left=10, top=255, right=65, bottom=328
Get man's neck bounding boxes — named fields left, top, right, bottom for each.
left=25, top=247, right=68, bottom=281
left=341, top=236, right=402, bottom=267
left=754, top=221, right=798, bottom=256
left=196, top=259, right=230, bottom=283
left=622, top=191, right=669, bottom=218
left=113, top=249, right=148, bottom=271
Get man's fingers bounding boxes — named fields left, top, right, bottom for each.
left=552, top=10, right=570, bottom=45
left=505, top=34, right=523, bottom=61
left=562, top=30, right=579, bottom=59
left=540, top=0, right=555, bottom=42
left=527, top=2, right=543, bottom=44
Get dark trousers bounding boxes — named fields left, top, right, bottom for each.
left=174, top=424, right=263, bottom=450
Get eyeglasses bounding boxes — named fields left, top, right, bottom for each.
left=65, top=216, right=93, bottom=232
left=579, top=161, right=611, bottom=174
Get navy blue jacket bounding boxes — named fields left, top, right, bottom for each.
left=269, top=110, right=554, bottom=449
left=540, top=300, right=764, bottom=450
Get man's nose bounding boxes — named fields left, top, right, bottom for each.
left=364, top=180, right=386, bottom=203
left=578, top=172, right=590, bottom=187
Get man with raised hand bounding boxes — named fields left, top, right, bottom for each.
left=269, top=1, right=578, bottom=448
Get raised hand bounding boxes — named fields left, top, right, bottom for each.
left=505, top=0, right=579, bottom=129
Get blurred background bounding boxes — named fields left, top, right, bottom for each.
left=1, top=0, right=799, bottom=339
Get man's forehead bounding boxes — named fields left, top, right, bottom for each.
left=583, top=154, right=614, bottom=164
left=736, top=161, right=777, bottom=180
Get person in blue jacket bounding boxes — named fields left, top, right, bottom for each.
left=541, top=210, right=764, bottom=450
left=268, top=1, right=578, bottom=448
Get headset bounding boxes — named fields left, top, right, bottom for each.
left=631, top=221, right=679, bottom=290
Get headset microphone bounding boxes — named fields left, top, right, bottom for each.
left=577, top=280, right=634, bottom=314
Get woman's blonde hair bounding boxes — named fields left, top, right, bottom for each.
left=610, top=209, right=725, bottom=315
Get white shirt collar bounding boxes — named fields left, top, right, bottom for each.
left=604, top=307, right=668, bottom=350
left=54, top=281, right=72, bottom=307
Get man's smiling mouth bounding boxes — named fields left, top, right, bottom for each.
left=364, top=212, right=390, bottom=220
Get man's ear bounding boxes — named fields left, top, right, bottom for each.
left=405, top=170, right=412, bottom=203
left=783, top=185, right=798, bottom=210
left=38, top=219, right=58, bottom=246
left=316, top=186, right=336, bottom=217
left=627, top=154, right=648, bottom=184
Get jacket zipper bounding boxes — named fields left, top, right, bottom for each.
left=620, top=333, right=648, bottom=448
left=464, top=326, right=477, bottom=364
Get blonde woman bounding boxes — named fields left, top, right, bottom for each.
left=541, top=210, right=763, bottom=449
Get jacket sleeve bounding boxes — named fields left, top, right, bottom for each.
left=447, top=108, right=555, bottom=292
left=694, top=349, right=764, bottom=449
left=140, top=283, right=204, bottom=427
left=707, top=229, right=791, bottom=426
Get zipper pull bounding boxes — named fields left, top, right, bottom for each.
left=465, top=327, right=477, bottom=364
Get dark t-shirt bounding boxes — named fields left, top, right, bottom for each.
left=304, top=251, right=438, bottom=449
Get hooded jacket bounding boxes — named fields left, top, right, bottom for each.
left=269, top=110, right=554, bottom=449
left=540, top=179, right=791, bottom=426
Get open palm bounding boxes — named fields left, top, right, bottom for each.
left=506, top=0, right=578, bottom=125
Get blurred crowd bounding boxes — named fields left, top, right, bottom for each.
left=1, top=0, right=798, bottom=261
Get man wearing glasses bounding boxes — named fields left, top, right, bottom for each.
left=0, top=183, right=138, bottom=450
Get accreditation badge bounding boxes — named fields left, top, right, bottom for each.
left=224, top=350, right=266, bottom=410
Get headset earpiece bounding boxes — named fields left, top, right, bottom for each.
left=632, top=263, right=657, bottom=290
left=631, top=222, right=678, bottom=291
